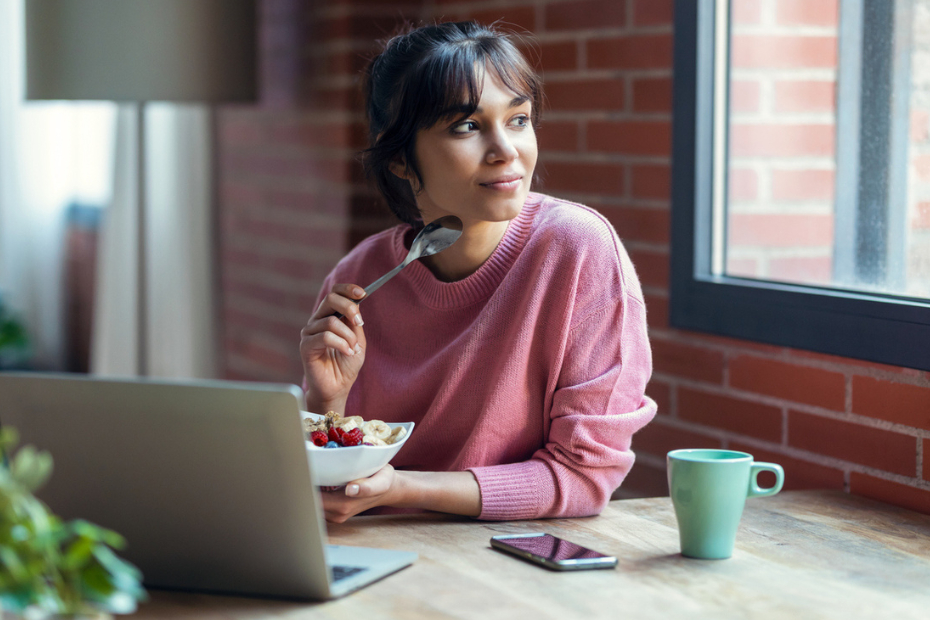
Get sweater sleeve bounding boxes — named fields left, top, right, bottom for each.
left=468, top=285, right=656, bottom=520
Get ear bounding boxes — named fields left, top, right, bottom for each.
left=389, top=156, right=410, bottom=180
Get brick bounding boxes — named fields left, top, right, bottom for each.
left=925, top=439, right=930, bottom=481
left=537, top=120, right=578, bottom=152
left=226, top=280, right=290, bottom=308
left=587, top=120, right=672, bottom=156
left=730, top=123, right=835, bottom=157
left=915, top=154, right=930, bottom=180
left=728, top=443, right=845, bottom=491
left=730, top=80, right=761, bottom=113
left=545, top=78, right=625, bottom=111
left=537, top=40, right=578, bottom=72
left=729, top=356, right=846, bottom=410
left=545, top=0, right=625, bottom=31
left=771, top=169, right=835, bottom=202
left=615, top=462, right=669, bottom=498
left=632, top=77, right=673, bottom=113
left=775, top=80, right=836, bottom=113
left=914, top=203, right=930, bottom=229
left=595, top=204, right=670, bottom=244
left=651, top=339, right=725, bottom=384
left=789, top=411, right=917, bottom=476
left=912, top=109, right=929, bottom=142
left=850, top=473, right=930, bottom=516
left=731, top=0, right=762, bottom=24
left=470, top=6, right=537, bottom=33
left=852, top=376, right=930, bottom=431
left=588, top=34, right=674, bottom=70
left=632, top=0, right=673, bottom=26
left=625, top=247, right=669, bottom=289
left=220, top=118, right=266, bottom=145
left=728, top=214, right=833, bottom=247
left=731, top=35, right=837, bottom=69
left=768, top=256, right=833, bottom=286
left=270, top=120, right=352, bottom=150
left=726, top=257, right=759, bottom=278
left=728, top=168, right=758, bottom=201
left=537, top=160, right=625, bottom=194
left=777, top=0, right=839, bottom=26
left=633, top=419, right=722, bottom=459
left=646, top=379, right=672, bottom=417
left=630, top=164, right=671, bottom=201
left=678, top=388, right=783, bottom=442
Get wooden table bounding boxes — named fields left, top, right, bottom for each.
left=133, top=490, right=930, bottom=620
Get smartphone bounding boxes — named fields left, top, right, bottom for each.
left=490, top=533, right=618, bottom=571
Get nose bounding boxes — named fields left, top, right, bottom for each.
left=485, top=127, right=518, bottom=164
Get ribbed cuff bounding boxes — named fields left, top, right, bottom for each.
left=467, top=460, right=552, bottom=521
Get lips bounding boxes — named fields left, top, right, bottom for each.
left=479, top=175, right=523, bottom=190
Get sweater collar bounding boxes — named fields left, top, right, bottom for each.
left=392, top=193, right=543, bottom=309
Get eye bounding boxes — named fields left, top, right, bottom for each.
left=451, top=120, right=478, bottom=134
left=510, top=114, right=531, bottom=129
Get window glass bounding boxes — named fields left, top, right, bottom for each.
left=724, top=0, right=930, bottom=299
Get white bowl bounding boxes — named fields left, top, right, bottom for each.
left=302, top=413, right=415, bottom=487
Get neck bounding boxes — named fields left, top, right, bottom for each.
left=421, top=219, right=510, bottom=282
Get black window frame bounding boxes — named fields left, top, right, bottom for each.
left=670, top=0, right=930, bottom=372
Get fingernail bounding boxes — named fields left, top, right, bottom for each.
left=354, top=287, right=366, bottom=298
left=347, top=484, right=360, bottom=497
left=354, top=313, right=364, bottom=327
left=346, top=346, right=356, bottom=356
left=353, top=343, right=362, bottom=354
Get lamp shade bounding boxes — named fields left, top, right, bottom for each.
left=26, top=0, right=257, bottom=102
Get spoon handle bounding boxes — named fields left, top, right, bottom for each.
left=331, top=260, right=405, bottom=319
left=363, top=260, right=406, bottom=298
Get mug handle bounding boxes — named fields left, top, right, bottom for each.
left=748, top=462, right=785, bottom=497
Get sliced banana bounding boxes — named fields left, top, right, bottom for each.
left=362, top=435, right=387, bottom=446
left=388, top=426, right=407, bottom=444
left=361, top=420, right=391, bottom=440
left=339, top=415, right=365, bottom=428
left=336, top=419, right=359, bottom=433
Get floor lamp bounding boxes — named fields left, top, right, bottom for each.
left=25, top=0, right=257, bottom=376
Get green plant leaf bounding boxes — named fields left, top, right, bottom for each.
left=72, top=520, right=125, bottom=548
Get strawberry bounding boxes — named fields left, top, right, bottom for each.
left=310, top=430, right=328, bottom=447
left=342, top=427, right=364, bottom=447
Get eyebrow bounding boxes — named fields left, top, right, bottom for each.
left=475, top=95, right=531, bottom=112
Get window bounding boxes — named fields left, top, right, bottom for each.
left=671, top=0, right=930, bottom=371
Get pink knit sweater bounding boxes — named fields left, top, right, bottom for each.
left=310, top=193, right=656, bottom=520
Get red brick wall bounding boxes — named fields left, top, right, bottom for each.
left=215, top=0, right=930, bottom=514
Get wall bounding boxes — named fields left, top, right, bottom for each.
left=216, top=0, right=930, bottom=514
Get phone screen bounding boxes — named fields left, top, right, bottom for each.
left=491, top=533, right=617, bottom=570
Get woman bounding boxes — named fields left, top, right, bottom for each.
left=300, top=21, right=656, bottom=522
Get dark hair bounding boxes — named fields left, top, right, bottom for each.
left=361, top=21, right=543, bottom=226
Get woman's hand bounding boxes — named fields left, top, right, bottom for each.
left=320, top=468, right=482, bottom=522
left=321, top=465, right=401, bottom=523
left=300, top=284, right=367, bottom=413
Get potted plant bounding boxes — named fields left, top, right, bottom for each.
left=0, top=293, right=30, bottom=370
left=0, top=427, right=146, bottom=618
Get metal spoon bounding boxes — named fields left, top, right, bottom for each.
left=334, top=215, right=463, bottom=317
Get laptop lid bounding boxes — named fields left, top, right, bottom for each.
left=0, top=372, right=334, bottom=600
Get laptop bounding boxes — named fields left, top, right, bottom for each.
left=0, top=372, right=416, bottom=600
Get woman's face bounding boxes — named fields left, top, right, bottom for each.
left=403, top=68, right=538, bottom=227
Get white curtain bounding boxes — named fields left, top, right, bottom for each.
left=90, top=104, right=218, bottom=379
left=0, top=0, right=115, bottom=370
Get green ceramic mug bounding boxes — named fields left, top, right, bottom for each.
left=667, top=449, right=784, bottom=559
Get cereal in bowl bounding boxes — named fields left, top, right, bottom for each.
left=304, top=411, right=407, bottom=448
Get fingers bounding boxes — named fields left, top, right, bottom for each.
left=319, top=465, right=395, bottom=523
left=347, top=465, right=395, bottom=498
left=301, top=317, right=361, bottom=358
left=312, top=284, right=367, bottom=326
